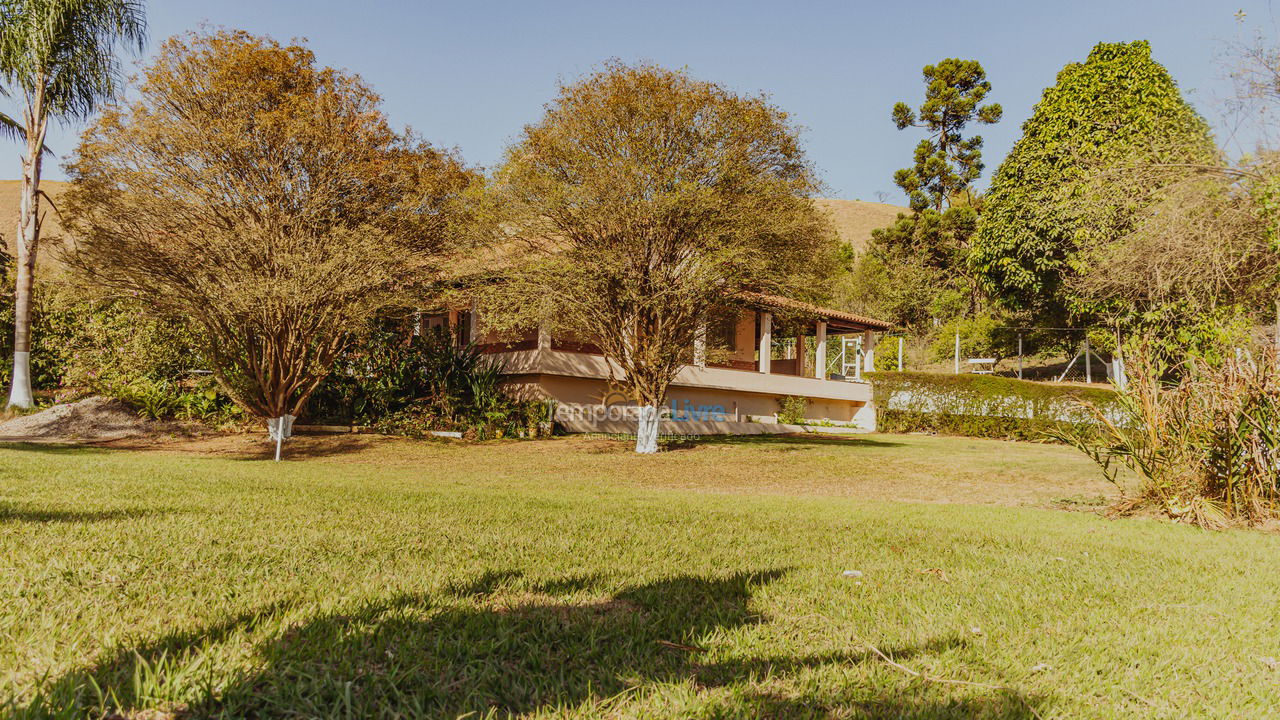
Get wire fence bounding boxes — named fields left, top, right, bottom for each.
left=861, top=328, right=1116, bottom=385
left=868, top=324, right=1280, bottom=387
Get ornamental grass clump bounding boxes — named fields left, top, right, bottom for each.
left=1052, top=343, right=1280, bottom=528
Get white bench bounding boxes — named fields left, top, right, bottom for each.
left=967, top=358, right=996, bottom=374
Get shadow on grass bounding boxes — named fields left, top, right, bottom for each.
left=0, top=441, right=116, bottom=455
left=0, top=502, right=168, bottom=524
left=661, top=433, right=904, bottom=451
left=14, top=569, right=1045, bottom=719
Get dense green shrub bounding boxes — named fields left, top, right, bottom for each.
left=113, top=376, right=244, bottom=425
left=1, top=279, right=244, bottom=422
left=870, top=371, right=1119, bottom=441
left=0, top=277, right=79, bottom=392
left=311, top=322, right=551, bottom=439
left=776, top=395, right=807, bottom=424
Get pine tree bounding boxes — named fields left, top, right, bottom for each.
left=869, top=59, right=1001, bottom=327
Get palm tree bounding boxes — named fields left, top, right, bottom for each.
left=0, top=0, right=145, bottom=408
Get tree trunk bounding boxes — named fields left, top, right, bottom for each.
left=634, top=403, right=659, bottom=454
left=8, top=109, right=44, bottom=410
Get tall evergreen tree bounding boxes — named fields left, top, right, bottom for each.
left=869, top=58, right=1000, bottom=328
left=891, top=58, right=1002, bottom=213
left=970, top=41, right=1217, bottom=322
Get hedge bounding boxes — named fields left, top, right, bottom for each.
left=868, top=371, right=1120, bottom=442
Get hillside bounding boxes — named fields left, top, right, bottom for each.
left=0, top=183, right=904, bottom=260
left=0, top=179, right=70, bottom=260
left=813, top=197, right=904, bottom=253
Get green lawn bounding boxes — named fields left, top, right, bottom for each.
left=1, top=433, right=1277, bottom=719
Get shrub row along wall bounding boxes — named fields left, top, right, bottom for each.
left=868, top=372, right=1121, bottom=442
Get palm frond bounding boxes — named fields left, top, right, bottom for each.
left=0, top=109, right=23, bottom=142
left=0, top=0, right=147, bottom=122
left=0, top=109, right=54, bottom=156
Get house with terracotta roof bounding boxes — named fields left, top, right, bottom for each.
left=422, top=199, right=899, bottom=434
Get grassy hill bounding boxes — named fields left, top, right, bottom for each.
left=0, top=184, right=901, bottom=260
left=814, top=197, right=904, bottom=253
left=0, top=179, right=70, bottom=261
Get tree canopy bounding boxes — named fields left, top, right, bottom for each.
left=64, top=30, right=480, bottom=420
left=970, top=41, right=1218, bottom=322
left=484, top=61, right=838, bottom=452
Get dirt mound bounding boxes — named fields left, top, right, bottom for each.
left=0, top=396, right=159, bottom=441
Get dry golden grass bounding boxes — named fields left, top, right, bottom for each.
left=813, top=197, right=905, bottom=253
left=94, top=431, right=1120, bottom=509
left=0, top=178, right=70, bottom=262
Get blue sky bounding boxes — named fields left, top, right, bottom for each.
left=16, top=0, right=1280, bottom=202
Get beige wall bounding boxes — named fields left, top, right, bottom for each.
left=503, top=372, right=865, bottom=424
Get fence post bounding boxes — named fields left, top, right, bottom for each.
left=1017, top=333, right=1023, bottom=380
left=854, top=337, right=864, bottom=382
left=954, top=332, right=960, bottom=375
left=1084, top=334, right=1092, bottom=384
left=897, top=336, right=903, bottom=371
left=1113, top=328, right=1126, bottom=390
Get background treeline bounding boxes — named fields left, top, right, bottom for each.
left=839, top=41, right=1280, bottom=370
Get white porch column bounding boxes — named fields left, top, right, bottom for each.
left=468, top=299, right=479, bottom=344
left=862, top=330, right=876, bottom=374
left=758, top=312, right=772, bottom=373
left=815, top=320, right=827, bottom=379
left=693, top=321, right=707, bottom=367
left=537, top=321, right=551, bottom=350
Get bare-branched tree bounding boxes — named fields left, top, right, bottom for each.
left=64, top=31, right=480, bottom=422
left=484, top=62, right=838, bottom=453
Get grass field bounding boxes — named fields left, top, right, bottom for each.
left=1, top=433, right=1277, bottom=719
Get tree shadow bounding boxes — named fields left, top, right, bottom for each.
left=0, top=441, right=115, bottom=455
left=662, top=433, right=904, bottom=451
left=0, top=502, right=165, bottom=524
left=18, top=569, right=1045, bottom=719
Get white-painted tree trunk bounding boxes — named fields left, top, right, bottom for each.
left=8, top=351, right=31, bottom=408
left=8, top=104, right=44, bottom=410
left=634, top=404, right=659, bottom=454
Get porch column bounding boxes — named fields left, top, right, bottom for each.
left=794, top=333, right=806, bottom=378
left=537, top=321, right=551, bottom=350
left=693, top=321, right=707, bottom=367
left=468, top=299, right=479, bottom=344
left=815, top=321, right=827, bottom=379
left=758, top=312, right=772, bottom=373
left=862, top=330, right=876, bottom=374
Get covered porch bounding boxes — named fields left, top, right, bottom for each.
left=698, top=293, right=890, bottom=382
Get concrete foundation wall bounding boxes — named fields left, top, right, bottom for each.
left=503, top=371, right=872, bottom=431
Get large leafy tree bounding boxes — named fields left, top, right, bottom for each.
left=0, top=0, right=146, bottom=409
left=971, top=41, right=1218, bottom=323
left=868, top=58, right=1001, bottom=328
left=65, top=31, right=480, bottom=421
left=486, top=62, right=838, bottom=453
